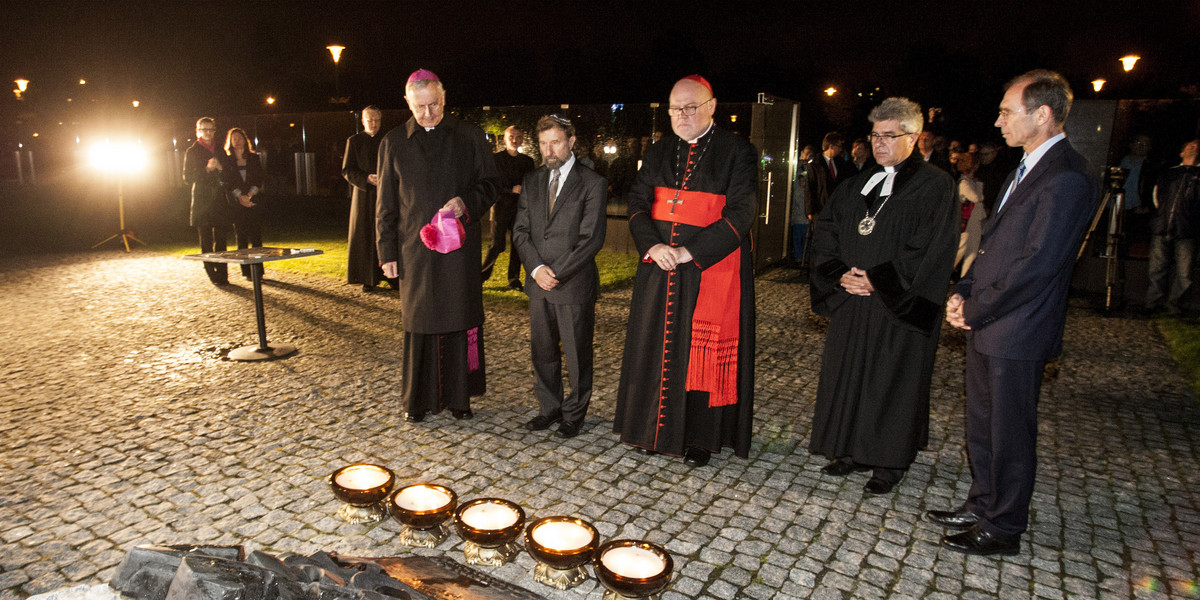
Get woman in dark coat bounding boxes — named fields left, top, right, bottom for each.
left=223, top=127, right=266, bottom=279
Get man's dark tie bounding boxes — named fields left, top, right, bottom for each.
left=548, top=168, right=560, bottom=216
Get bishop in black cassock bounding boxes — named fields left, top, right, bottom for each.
left=808, top=98, right=958, bottom=494
left=614, top=76, right=757, bottom=467
left=377, top=71, right=501, bottom=422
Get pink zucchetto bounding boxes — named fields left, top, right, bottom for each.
left=407, top=68, right=440, bottom=84
left=681, top=74, right=713, bottom=95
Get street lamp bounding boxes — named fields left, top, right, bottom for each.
left=1120, top=55, right=1140, bottom=72
left=824, top=87, right=837, bottom=96
left=327, top=44, right=345, bottom=99
left=14, top=78, right=29, bottom=99
left=1092, top=79, right=1106, bottom=93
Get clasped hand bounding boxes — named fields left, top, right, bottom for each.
left=647, top=244, right=693, bottom=271
left=839, top=267, right=874, bottom=296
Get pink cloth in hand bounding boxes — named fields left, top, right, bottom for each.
left=420, top=209, right=465, bottom=254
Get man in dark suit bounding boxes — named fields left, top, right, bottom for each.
left=482, top=126, right=535, bottom=289
left=806, top=132, right=851, bottom=221
left=928, top=70, right=1099, bottom=556
left=849, top=137, right=875, bottom=174
left=512, top=114, right=607, bottom=439
left=918, top=131, right=954, bottom=174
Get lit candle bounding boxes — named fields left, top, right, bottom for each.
left=601, top=546, right=666, bottom=579
left=460, top=502, right=519, bottom=530
left=532, top=521, right=592, bottom=552
left=334, top=465, right=389, bottom=490
left=394, top=485, right=452, bottom=512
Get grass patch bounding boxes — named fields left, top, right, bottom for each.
left=151, top=227, right=638, bottom=304
left=1155, top=316, right=1200, bottom=399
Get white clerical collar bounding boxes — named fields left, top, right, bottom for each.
left=687, top=122, right=714, bottom=145
left=861, top=165, right=898, bottom=197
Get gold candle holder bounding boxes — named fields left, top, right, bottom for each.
left=593, top=539, right=674, bottom=600
left=328, top=464, right=395, bottom=524
left=524, top=516, right=600, bottom=590
left=387, top=483, right=457, bottom=548
left=454, top=498, right=525, bottom=566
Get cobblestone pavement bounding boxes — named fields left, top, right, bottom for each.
left=2, top=251, right=1199, bottom=600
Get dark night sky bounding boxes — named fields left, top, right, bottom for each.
left=4, top=0, right=1200, bottom=141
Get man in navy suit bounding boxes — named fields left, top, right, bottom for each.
left=927, top=70, right=1099, bottom=555
left=512, top=114, right=607, bottom=439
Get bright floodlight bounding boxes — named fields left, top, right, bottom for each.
left=1092, top=79, right=1106, bottom=92
left=15, top=79, right=29, bottom=92
left=89, top=141, right=148, bottom=174
left=1120, top=55, right=1140, bottom=71
left=824, top=87, right=837, bottom=96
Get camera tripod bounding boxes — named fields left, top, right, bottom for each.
left=1082, top=183, right=1126, bottom=311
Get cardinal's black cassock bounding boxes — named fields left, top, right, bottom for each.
left=808, top=157, right=958, bottom=470
left=614, top=125, right=758, bottom=458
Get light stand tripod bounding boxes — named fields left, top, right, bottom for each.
left=92, top=179, right=145, bottom=252
left=1081, top=167, right=1129, bottom=311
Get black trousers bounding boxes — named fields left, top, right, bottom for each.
left=965, top=341, right=1044, bottom=537
left=529, top=297, right=594, bottom=424
left=197, top=223, right=229, bottom=283
left=233, top=211, right=263, bottom=278
left=482, top=194, right=522, bottom=283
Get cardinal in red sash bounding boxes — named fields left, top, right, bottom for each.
left=613, top=75, right=758, bottom=467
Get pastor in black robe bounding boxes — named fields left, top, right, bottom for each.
left=342, top=130, right=384, bottom=286
left=613, top=125, right=758, bottom=459
left=376, top=115, right=501, bottom=415
left=808, top=157, right=958, bottom=473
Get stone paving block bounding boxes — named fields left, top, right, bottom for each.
left=4, top=256, right=1200, bottom=599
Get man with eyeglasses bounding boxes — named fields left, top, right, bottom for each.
left=930, top=70, right=1099, bottom=556
left=613, top=75, right=757, bottom=468
left=376, top=69, right=502, bottom=423
left=808, top=97, right=958, bottom=496
left=183, top=117, right=231, bottom=285
left=342, top=106, right=388, bottom=292
left=512, top=115, right=607, bottom=439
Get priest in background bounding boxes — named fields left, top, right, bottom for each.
left=614, top=75, right=758, bottom=468
left=808, top=97, right=958, bottom=494
left=342, top=105, right=387, bottom=292
left=377, top=70, right=501, bottom=423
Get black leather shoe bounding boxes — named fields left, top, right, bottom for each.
left=634, top=447, right=655, bottom=456
left=863, top=477, right=896, bottom=495
left=362, top=284, right=374, bottom=292
left=820, top=459, right=870, bottom=477
left=683, top=447, right=710, bottom=467
left=404, top=411, right=426, bottom=423
left=941, top=525, right=1020, bottom=556
left=556, top=420, right=582, bottom=438
left=525, top=413, right=561, bottom=431
left=451, top=409, right=473, bottom=420
left=925, top=506, right=979, bottom=530
left=508, top=280, right=523, bottom=290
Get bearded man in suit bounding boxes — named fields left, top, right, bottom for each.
left=512, top=115, right=607, bottom=439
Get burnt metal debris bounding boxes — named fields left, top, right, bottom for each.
left=110, top=545, right=545, bottom=600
